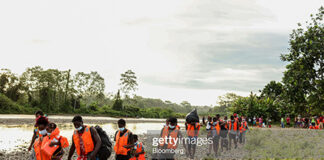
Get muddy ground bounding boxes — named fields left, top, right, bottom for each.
left=0, top=115, right=323, bottom=160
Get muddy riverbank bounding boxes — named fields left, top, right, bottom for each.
left=0, top=114, right=185, bottom=125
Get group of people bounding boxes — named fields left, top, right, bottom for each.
left=204, top=113, right=248, bottom=157
left=28, top=111, right=145, bottom=160
left=156, top=113, right=249, bottom=159
left=28, top=110, right=252, bottom=160
left=287, top=115, right=324, bottom=129
left=230, top=115, right=324, bottom=130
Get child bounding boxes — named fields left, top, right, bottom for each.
left=42, top=122, right=69, bottom=160
left=129, top=135, right=145, bottom=160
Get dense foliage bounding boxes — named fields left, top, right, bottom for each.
left=0, top=67, right=208, bottom=118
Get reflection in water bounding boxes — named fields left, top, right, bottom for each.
left=0, top=122, right=185, bottom=152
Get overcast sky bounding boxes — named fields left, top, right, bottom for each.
left=0, top=0, right=323, bottom=106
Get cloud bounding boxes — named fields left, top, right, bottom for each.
left=1, top=0, right=322, bottom=105
left=141, top=28, right=289, bottom=92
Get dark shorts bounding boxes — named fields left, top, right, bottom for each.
left=187, top=136, right=198, bottom=144
left=116, top=154, right=131, bottom=160
left=213, top=135, right=220, bottom=144
left=229, top=133, right=236, bottom=139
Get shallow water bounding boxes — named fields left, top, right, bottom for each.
left=0, top=114, right=187, bottom=152
left=0, top=114, right=187, bottom=153
left=0, top=122, right=185, bottom=153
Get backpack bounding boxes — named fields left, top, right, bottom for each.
left=185, top=108, right=199, bottom=123
left=94, top=125, right=112, bottom=160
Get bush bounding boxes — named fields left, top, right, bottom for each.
left=0, top=93, right=29, bottom=113
left=89, top=103, right=99, bottom=111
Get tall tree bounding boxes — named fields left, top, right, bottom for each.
left=260, top=81, right=284, bottom=99
left=112, top=90, right=123, bottom=111
left=280, top=7, right=324, bottom=115
left=74, top=71, right=105, bottom=107
left=0, top=69, right=23, bottom=101
left=120, top=70, right=138, bottom=97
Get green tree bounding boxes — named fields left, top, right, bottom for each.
left=112, top=90, right=123, bottom=111
left=74, top=71, right=105, bottom=108
left=0, top=69, right=23, bottom=101
left=120, top=70, right=138, bottom=97
left=260, top=81, right=284, bottom=99
left=280, top=7, right=324, bottom=115
left=217, top=93, right=242, bottom=108
left=180, top=101, right=192, bottom=112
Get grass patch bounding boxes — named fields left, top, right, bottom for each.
left=243, top=129, right=324, bottom=159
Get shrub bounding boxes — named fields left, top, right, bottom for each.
left=0, top=93, right=28, bottom=113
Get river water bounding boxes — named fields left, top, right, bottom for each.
left=0, top=115, right=185, bottom=153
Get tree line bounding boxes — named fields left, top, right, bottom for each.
left=0, top=67, right=210, bottom=118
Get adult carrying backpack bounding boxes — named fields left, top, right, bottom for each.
left=94, top=125, right=112, bottom=160
left=186, top=108, right=199, bottom=123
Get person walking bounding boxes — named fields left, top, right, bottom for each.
left=68, top=116, right=102, bottom=160
left=206, top=116, right=213, bottom=156
left=114, top=119, right=133, bottom=160
left=186, top=119, right=201, bottom=159
left=228, top=115, right=238, bottom=150
left=320, top=115, right=323, bottom=129
left=158, top=117, right=186, bottom=160
left=286, top=116, right=291, bottom=128
left=281, top=117, right=285, bottom=128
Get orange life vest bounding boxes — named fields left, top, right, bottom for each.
left=159, top=126, right=180, bottom=149
left=41, top=128, right=69, bottom=158
left=129, top=142, right=145, bottom=160
left=224, top=121, right=228, bottom=129
left=211, top=121, right=220, bottom=136
left=186, top=123, right=200, bottom=137
left=34, top=134, right=49, bottom=160
left=240, top=122, right=247, bottom=133
left=160, top=126, right=169, bottom=147
left=73, top=126, right=94, bottom=156
left=114, top=130, right=131, bottom=155
left=228, top=120, right=238, bottom=131
left=168, top=127, right=180, bottom=149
